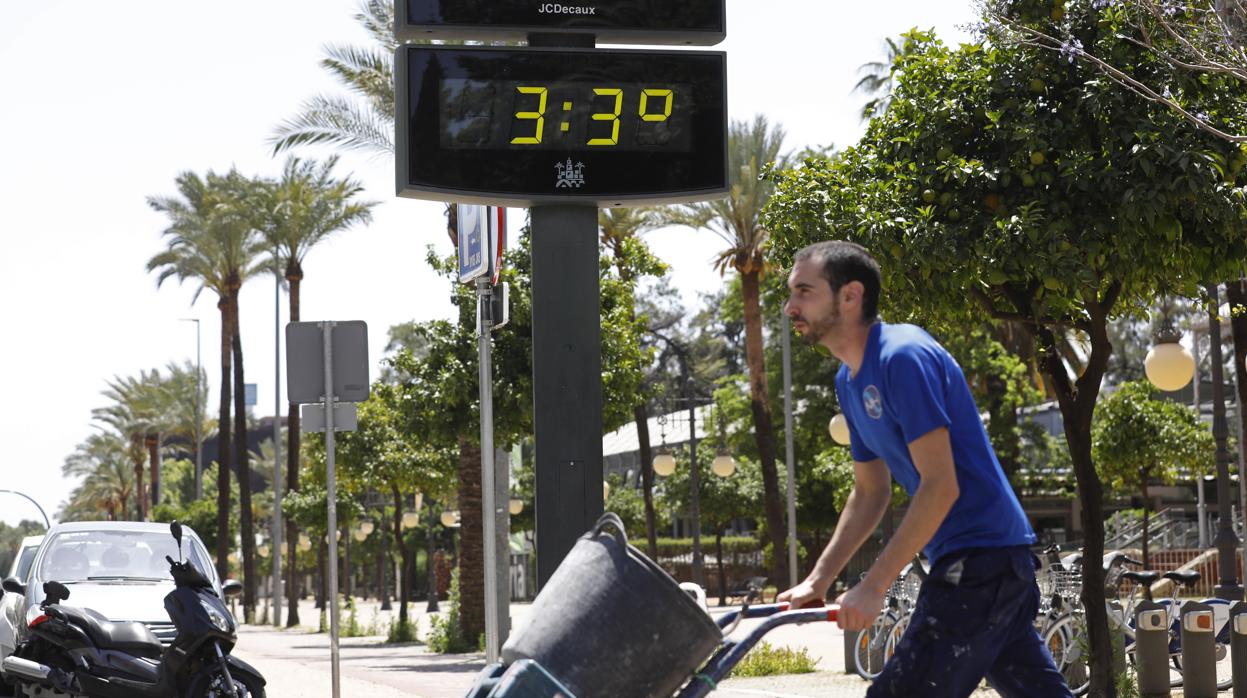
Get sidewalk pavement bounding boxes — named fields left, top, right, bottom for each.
left=233, top=596, right=1209, bottom=697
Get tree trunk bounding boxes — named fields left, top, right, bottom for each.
left=216, top=297, right=233, bottom=582
left=380, top=519, right=391, bottom=611
left=285, top=265, right=303, bottom=627
left=1141, top=480, right=1151, bottom=571
left=426, top=505, right=439, bottom=612
left=715, top=530, right=727, bottom=607
left=458, top=438, right=485, bottom=643
left=634, top=404, right=659, bottom=559
left=1034, top=307, right=1116, bottom=697
left=316, top=540, right=326, bottom=610
left=391, top=485, right=410, bottom=627
left=133, top=441, right=146, bottom=522
left=232, top=294, right=256, bottom=623
left=146, top=434, right=160, bottom=513
left=1225, top=280, right=1247, bottom=525
left=739, top=270, right=787, bottom=587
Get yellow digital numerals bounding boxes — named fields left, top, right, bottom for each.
left=587, top=88, right=623, bottom=146
left=639, top=89, right=673, bottom=122
left=510, top=86, right=548, bottom=145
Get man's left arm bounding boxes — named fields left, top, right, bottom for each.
left=837, top=427, right=959, bottom=630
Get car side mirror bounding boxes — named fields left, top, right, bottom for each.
left=222, top=580, right=242, bottom=598
left=0, top=577, right=21, bottom=596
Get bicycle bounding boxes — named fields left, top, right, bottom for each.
left=1042, top=567, right=1233, bottom=693
left=853, top=557, right=927, bottom=680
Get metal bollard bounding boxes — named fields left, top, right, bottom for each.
left=1232, top=601, right=1247, bottom=698
left=1181, top=601, right=1218, bottom=698
left=844, top=628, right=860, bottom=675
left=1133, top=601, right=1171, bottom=698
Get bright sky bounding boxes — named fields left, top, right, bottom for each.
left=0, top=0, right=975, bottom=526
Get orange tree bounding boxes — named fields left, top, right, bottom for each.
left=765, top=24, right=1246, bottom=695
left=388, top=230, right=653, bottom=646
left=1092, top=380, right=1213, bottom=568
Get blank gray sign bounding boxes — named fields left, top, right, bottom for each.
left=286, top=321, right=370, bottom=404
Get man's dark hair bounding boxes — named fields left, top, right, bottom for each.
left=792, top=241, right=882, bottom=321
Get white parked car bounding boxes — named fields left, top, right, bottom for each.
left=0, top=535, right=43, bottom=695
left=0, top=522, right=239, bottom=685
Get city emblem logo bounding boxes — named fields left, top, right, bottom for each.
left=555, top=158, right=586, bottom=189
left=863, top=385, right=884, bottom=419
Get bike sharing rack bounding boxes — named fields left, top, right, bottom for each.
left=1180, top=601, right=1217, bottom=698
left=1232, top=602, right=1247, bottom=698
left=1133, top=601, right=1170, bottom=697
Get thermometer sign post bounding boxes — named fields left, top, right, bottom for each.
left=395, top=2, right=727, bottom=662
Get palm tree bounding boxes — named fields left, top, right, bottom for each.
left=599, top=208, right=666, bottom=558
left=94, top=370, right=169, bottom=520
left=148, top=170, right=265, bottom=587
left=853, top=37, right=903, bottom=121
left=669, top=115, right=792, bottom=587
left=258, top=156, right=376, bottom=626
left=61, top=433, right=137, bottom=521
left=269, top=0, right=397, bottom=157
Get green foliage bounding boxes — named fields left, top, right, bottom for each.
left=153, top=490, right=234, bottom=556
left=653, top=537, right=761, bottom=557
left=1093, top=381, right=1214, bottom=494
left=426, top=568, right=474, bottom=654
left=0, top=521, right=47, bottom=575
left=387, top=618, right=417, bottom=644
left=603, top=473, right=648, bottom=535
left=730, top=641, right=819, bottom=677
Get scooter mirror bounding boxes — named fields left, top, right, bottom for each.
left=171, top=521, right=183, bottom=560
left=43, top=581, right=70, bottom=604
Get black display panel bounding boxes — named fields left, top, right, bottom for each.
left=396, top=46, right=728, bottom=206
left=395, top=0, right=725, bottom=45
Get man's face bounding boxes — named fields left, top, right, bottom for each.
left=785, top=259, right=841, bottom=346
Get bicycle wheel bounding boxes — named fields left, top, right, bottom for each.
left=854, top=612, right=895, bottom=680
left=1042, top=614, right=1090, bottom=696
left=883, top=612, right=911, bottom=662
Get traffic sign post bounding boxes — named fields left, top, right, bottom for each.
left=286, top=321, right=369, bottom=698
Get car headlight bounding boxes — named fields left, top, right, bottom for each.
left=199, top=599, right=232, bottom=633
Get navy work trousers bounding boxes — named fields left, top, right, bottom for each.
left=866, top=545, right=1072, bottom=698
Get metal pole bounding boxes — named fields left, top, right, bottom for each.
left=273, top=258, right=283, bottom=627
left=1196, top=334, right=1208, bottom=549
left=0, top=491, right=50, bottom=529
left=687, top=377, right=703, bottom=587
left=782, top=313, right=798, bottom=587
left=478, top=277, right=501, bottom=662
left=321, top=321, right=341, bottom=698
left=181, top=318, right=203, bottom=501
left=1206, top=283, right=1242, bottom=600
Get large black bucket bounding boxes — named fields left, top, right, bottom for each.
left=501, top=513, right=723, bottom=698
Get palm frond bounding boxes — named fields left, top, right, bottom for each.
left=320, top=43, right=395, bottom=119
left=269, top=94, right=394, bottom=156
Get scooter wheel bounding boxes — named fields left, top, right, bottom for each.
left=187, top=669, right=265, bottom=698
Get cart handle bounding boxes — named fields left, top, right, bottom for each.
left=715, top=601, right=837, bottom=629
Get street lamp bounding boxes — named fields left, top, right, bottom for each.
left=441, top=510, right=461, bottom=528
left=0, top=490, right=50, bottom=529
left=509, top=498, right=524, bottom=515
left=652, top=450, right=676, bottom=477
left=829, top=414, right=851, bottom=446
left=602, top=480, right=611, bottom=501
left=1147, top=290, right=1242, bottom=600
left=711, top=450, right=737, bottom=478
left=258, top=543, right=270, bottom=558
left=178, top=318, right=202, bottom=500
left=297, top=533, right=312, bottom=553
left=1144, top=320, right=1195, bottom=391
left=359, top=519, right=375, bottom=536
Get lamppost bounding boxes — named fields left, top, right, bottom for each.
left=179, top=318, right=202, bottom=500
left=0, top=490, right=50, bottom=529
left=1145, top=289, right=1242, bottom=600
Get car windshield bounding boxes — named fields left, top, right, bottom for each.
left=38, top=530, right=208, bottom=584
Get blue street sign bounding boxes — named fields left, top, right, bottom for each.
left=458, top=204, right=488, bottom=283
left=245, top=383, right=257, bottom=407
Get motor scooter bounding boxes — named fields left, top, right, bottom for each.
left=2, top=521, right=265, bottom=698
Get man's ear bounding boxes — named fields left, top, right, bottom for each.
left=840, top=281, right=865, bottom=307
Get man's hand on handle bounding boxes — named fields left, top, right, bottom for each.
left=833, top=583, right=886, bottom=631
left=776, top=579, right=826, bottom=611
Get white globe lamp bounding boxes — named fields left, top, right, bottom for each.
left=652, top=451, right=676, bottom=477
left=829, top=413, right=851, bottom=445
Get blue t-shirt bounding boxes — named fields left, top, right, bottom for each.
left=835, top=322, right=1035, bottom=563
